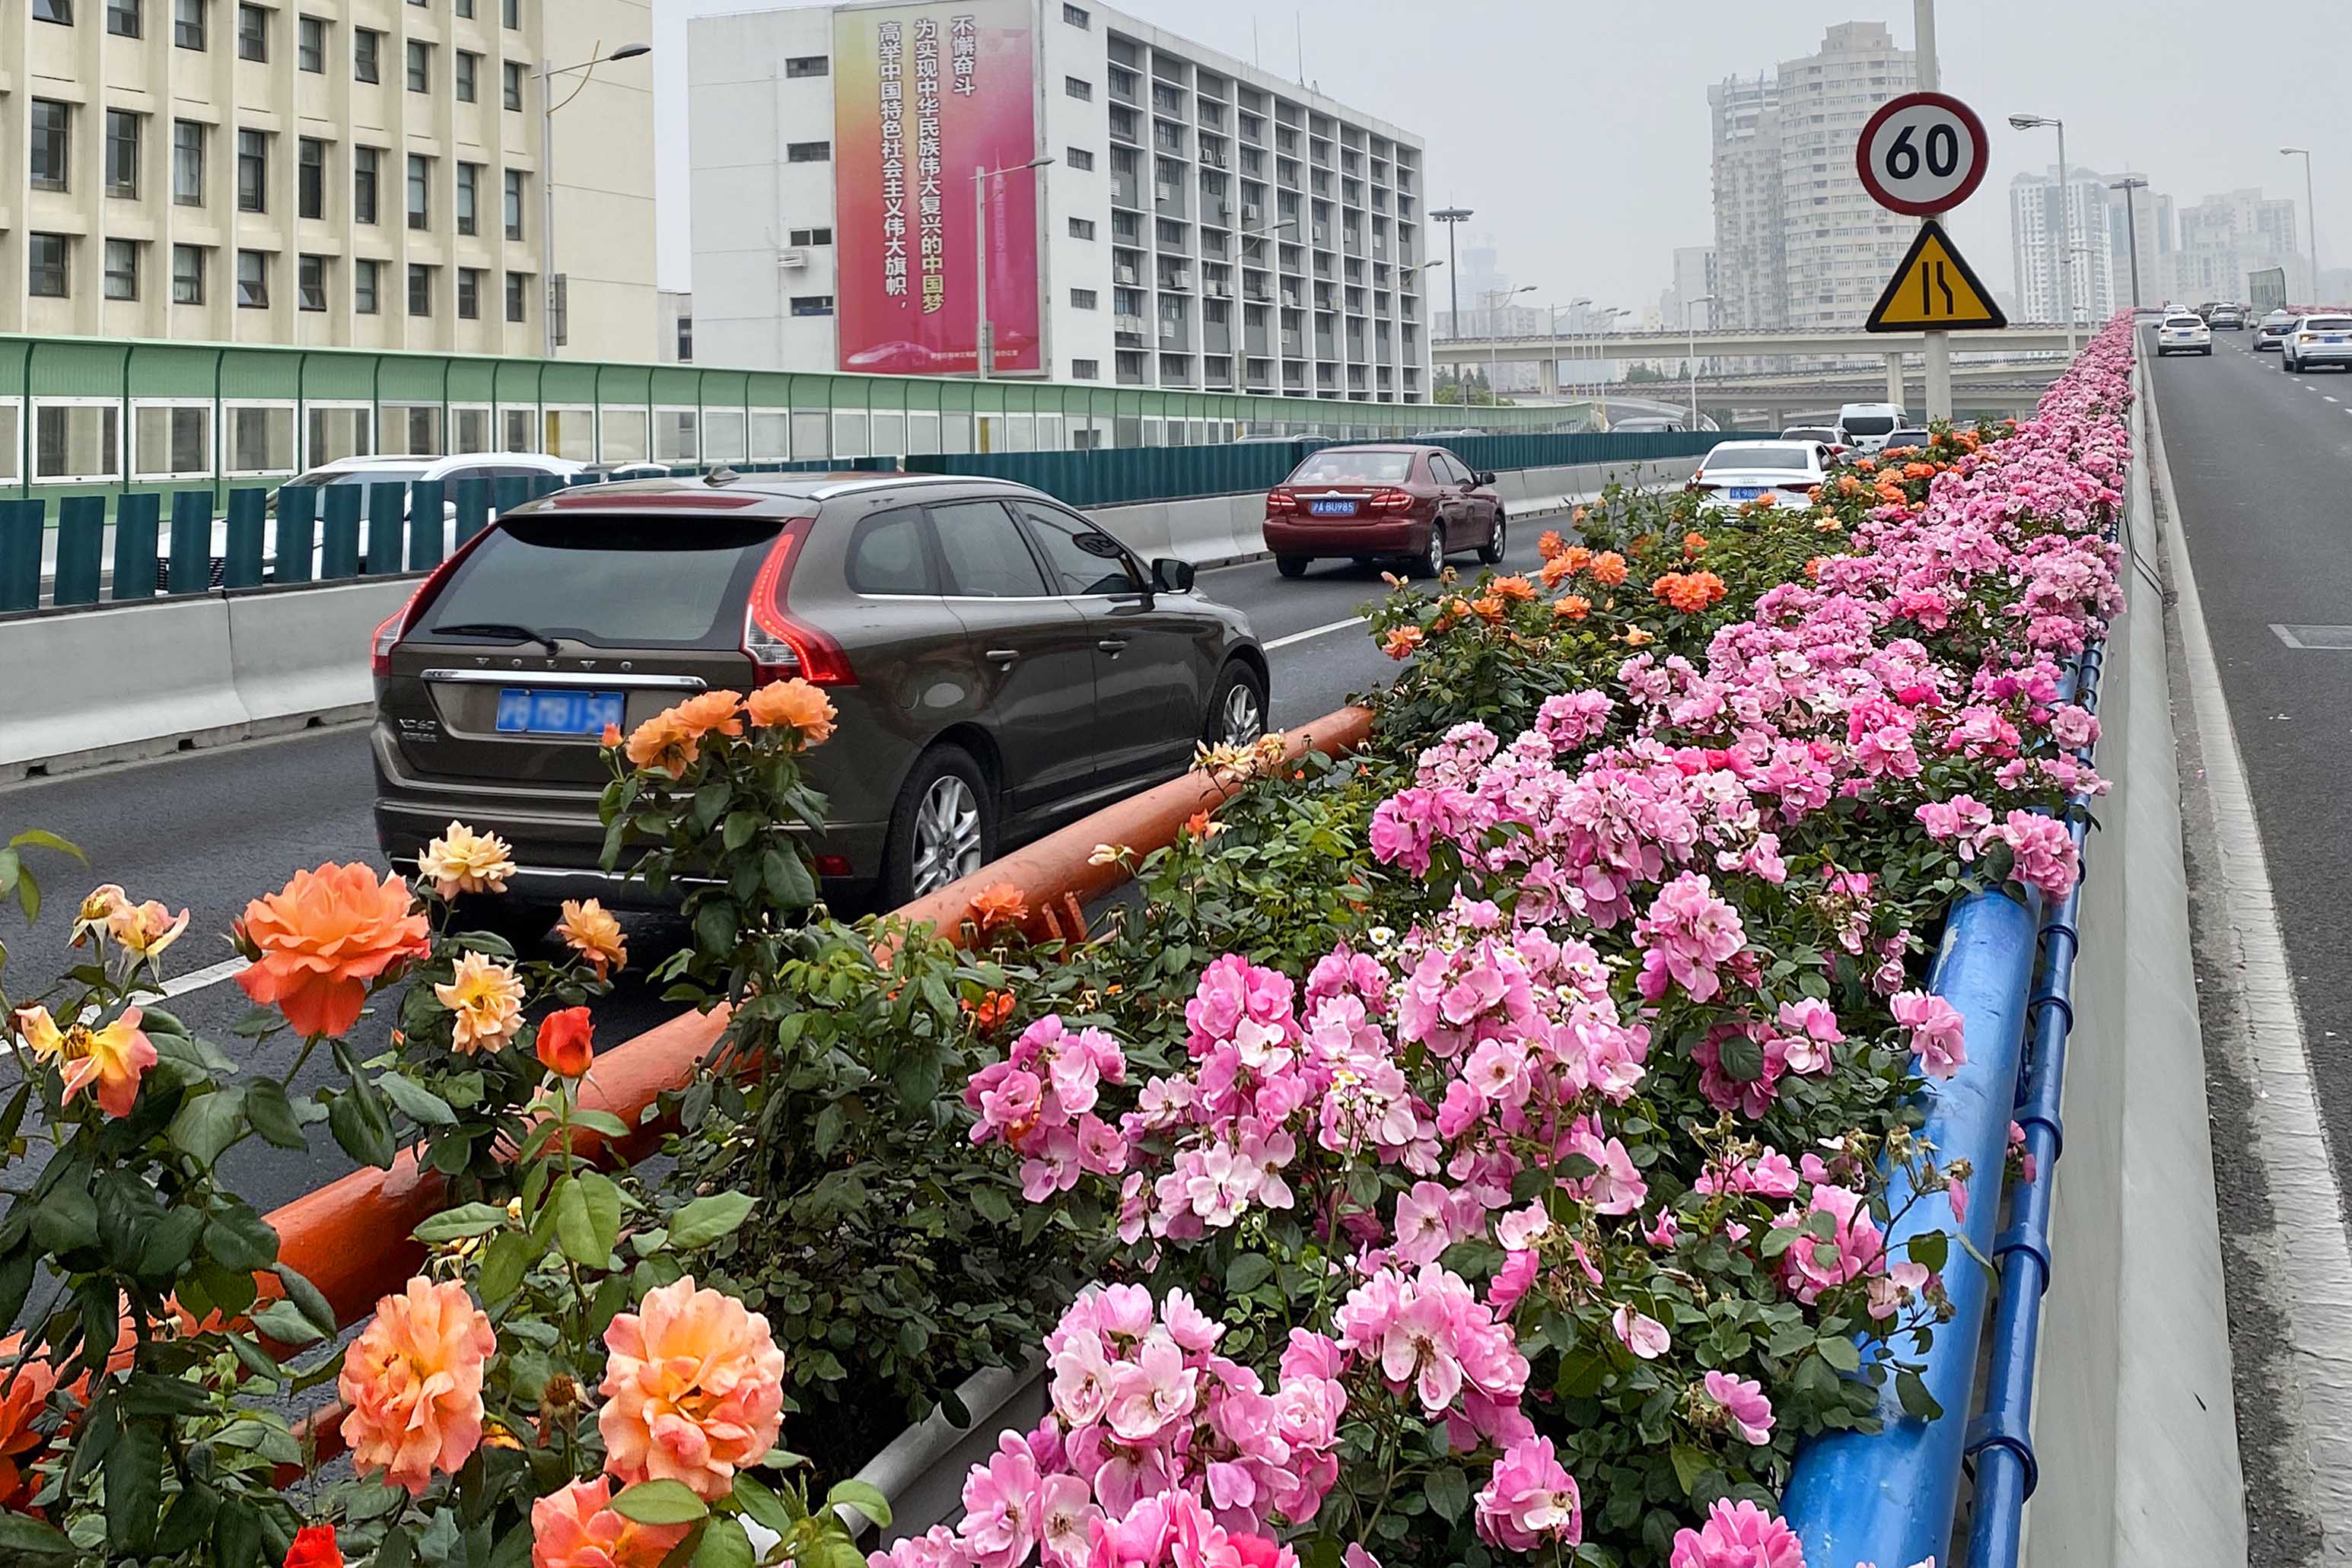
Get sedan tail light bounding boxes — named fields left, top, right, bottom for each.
left=1266, top=488, right=1300, bottom=515
left=1366, top=488, right=1416, bottom=514
left=369, top=525, right=496, bottom=676
left=745, top=520, right=856, bottom=686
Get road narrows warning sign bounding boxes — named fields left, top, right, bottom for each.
left=1864, top=220, right=2007, bottom=332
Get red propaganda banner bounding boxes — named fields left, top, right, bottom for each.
left=833, top=0, right=1042, bottom=375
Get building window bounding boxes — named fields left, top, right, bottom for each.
left=298, top=253, right=326, bottom=311
left=107, top=0, right=139, bottom=37
left=785, top=55, right=827, bottom=78
left=236, top=129, right=267, bottom=212
left=501, top=0, right=517, bottom=26
left=353, top=146, right=380, bottom=223
left=1068, top=217, right=1096, bottom=240
left=788, top=227, right=833, bottom=246
left=1063, top=3, right=1089, bottom=25
left=454, top=0, right=471, bottom=14
left=786, top=141, right=830, bottom=164
left=174, top=0, right=204, bottom=46
left=33, top=0, right=73, bottom=24
left=1072, top=358, right=1100, bottom=380
left=173, top=121, right=204, bottom=205
left=1071, top=288, right=1098, bottom=309
left=1067, top=146, right=1094, bottom=171
left=1066, top=76, right=1092, bottom=101
left=30, top=102, right=70, bottom=193
left=298, top=13, right=323, bottom=71
left=505, top=271, right=527, bottom=323
left=457, top=267, right=482, bottom=320
left=354, top=258, right=380, bottom=314
left=791, top=295, right=834, bottom=316
left=34, top=403, right=122, bottom=484
left=105, top=110, right=142, bottom=199
left=502, top=59, right=523, bottom=110
left=406, top=38, right=431, bottom=93
left=298, top=137, right=326, bottom=219
left=103, top=240, right=139, bottom=300
left=408, top=263, right=434, bottom=316
left=406, top=154, right=431, bottom=231
left=28, top=236, right=70, bottom=298
left=455, top=50, right=479, bottom=102
left=504, top=168, right=524, bottom=240
left=454, top=161, right=480, bottom=234
left=236, top=2, right=265, bottom=59
left=354, top=27, right=380, bottom=82
left=172, top=243, right=205, bottom=304
left=236, top=249, right=268, bottom=309
left=676, top=313, right=693, bottom=360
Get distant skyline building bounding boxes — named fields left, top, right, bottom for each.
left=2173, top=187, right=2304, bottom=302
left=1706, top=22, right=1917, bottom=332
left=2008, top=166, right=2118, bottom=326
left=2102, top=173, right=2173, bottom=309
left=1670, top=246, right=1717, bottom=329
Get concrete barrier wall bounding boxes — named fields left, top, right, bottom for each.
left=0, top=597, right=250, bottom=779
left=227, top=579, right=414, bottom=736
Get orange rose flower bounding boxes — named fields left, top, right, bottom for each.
left=1554, top=594, right=1592, bottom=621
left=1854, top=458, right=1877, bottom=473
left=434, top=951, right=526, bottom=1055
left=1838, top=475, right=1863, bottom=496
left=0, top=1357, right=61, bottom=1512
left=1491, top=574, right=1536, bottom=603
left=745, top=678, right=837, bottom=745
left=283, top=1525, right=344, bottom=1568
left=339, top=1277, right=495, bottom=1496
left=1563, top=545, right=1594, bottom=574
left=1622, top=626, right=1656, bottom=646
left=1650, top=571, right=1728, bottom=615
left=1469, top=595, right=1507, bottom=623
left=1537, top=555, right=1574, bottom=590
left=963, top=989, right=1016, bottom=1030
left=1536, top=529, right=1565, bottom=561
left=531, top=1477, right=690, bottom=1568
left=1590, top=552, right=1628, bottom=587
left=557, top=898, right=628, bottom=980
left=598, top=1276, right=787, bottom=1500
left=1571, top=505, right=1589, bottom=524
left=1183, top=809, right=1221, bottom=841
left=535, top=1007, right=594, bottom=1078
left=235, top=864, right=431, bottom=1040
left=70, top=884, right=128, bottom=948
left=415, top=821, right=517, bottom=902
left=600, top=723, right=623, bottom=749
left=623, top=711, right=703, bottom=780
left=1381, top=625, right=1424, bottom=660
left=969, top=883, right=1029, bottom=932
left=1905, top=461, right=1935, bottom=481
left=1682, top=531, right=1708, bottom=558
left=672, top=690, right=746, bottom=740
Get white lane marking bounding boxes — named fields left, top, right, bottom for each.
left=2151, top=379, right=2352, bottom=1538
left=135, top=956, right=250, bottom=1001
left=2327, top=396, right=2341, bottom=404
left=1265, top=615, right=1367, bottom=650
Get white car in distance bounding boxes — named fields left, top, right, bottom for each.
left=2282, top=314, right=2352, bottom=374
left=2155, top=313, right=2212, bottom=356
left=1688, top=441, right=1832, bottom=513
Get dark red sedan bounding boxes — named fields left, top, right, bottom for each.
left=1262, top=444, right=1507, bottom=579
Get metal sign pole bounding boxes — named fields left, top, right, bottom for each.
left=1915, top=0, right=1952, bottom=420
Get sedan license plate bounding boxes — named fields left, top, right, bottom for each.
left=1728, top=486, right=1765, bottom=501
left=2326, top=336, right=2347, bottom=344
left=495, top=688, right=625, bottom=736
left=1309, top=500, right=1358, bottom=517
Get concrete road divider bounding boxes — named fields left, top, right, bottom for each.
left=0, top=596, right=252, bottom=781
left=226, top=578, right=415, bottom=738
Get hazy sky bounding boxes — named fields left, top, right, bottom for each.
left=652, top=0, right=2348, bottom=307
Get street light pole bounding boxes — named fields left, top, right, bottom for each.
left=1685, top=293, right=1715, bottom=426
left=1433, top=206, right=1472, bottom=345
left=2110, top=177, right=2147, bottom=309
left=2282, top=147, right=2319, bottom=299
left=539, top=41, right=654, bottom=360
left=2009, top=113, right=2076, bottom=354
left=972, top=155, right=1054, bottom=381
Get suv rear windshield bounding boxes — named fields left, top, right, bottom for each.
left=2163, top=316, right=2202, bottom=327
left=1840, top=415, right=1896, bottom=437
left=2306, top=317, right=2352, bottom=331
left=1706, top=445, right=1813, bottom=472
left=1291, top=451, right=1415, bottom=485
left=428, top=517, right=781, bottom=649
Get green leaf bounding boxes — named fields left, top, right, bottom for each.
left=1816, top=1336, right=1862, bottom=1374
left=1669, top=1442, right=1710, bottom=1497
left=242, top=1078, right=308, bottom=1150
left=1423, top=1465, right=1469, bottom=1522
left=251, top=1299, right=326, bottom=1347
left=412, top=1203, right=514, bottom=1244
left=1225, top=1253, right=1275, bottom=1294
left=568, top=1108, right=632, bottom=1140
left=0, top=1248, right=33, bottom=1332
left=477, top=1229, right=539, bottom=1304
left=695, top=901, right=739, bottom=958
left=30, top=1184, right=99, bottom=1255
left=1895, top=1368, right=1943, bottom=1420
left=0, top=1515, right=76, bottom=1557
left=723, top=812, right=759, bottom=853
left=554, top=1173, right=624, bottom=1267
left=611, top=1479, right=711, bottom=1525
left=202, top=1204, right=281, bottom=1272
left=668, top=1192, right=756, bottom=1251
left=1715, top=1031, right=1766, bottom=1083
left=376, top=1525, right=416, bottom=1568
left=167, top=1086, right=248, bottom=1169
left=8, top=829, right=83, bottom=860
left=826, top=1478, right=893, bottom=1530
left=1908, top=1230, right=1950, bottom=1274
left=378, top=1073, right=459, bottom=1127
left=730, top=1474, right=796, bottom=1538
left=105, top=1418, right=163, bottom=1554
left=329, top=1084, right=396, bottom=1169
left=695, top=1516, right=757, bottom=1568
left=969, top=1185, right=1013, bottom=1224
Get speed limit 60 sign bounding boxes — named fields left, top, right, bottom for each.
left=1857, top=91, right=1989, bottom=215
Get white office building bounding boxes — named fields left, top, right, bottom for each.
left=2103, top=173, right=2172, bottom=310
left=1669, top=245, right=1715, bottom=329
left=689, top=0, right=1432, bottom=403
left=2172, top=187, right=2304, bottom=302
left=2009, top=167, right=2118, bottom=327
left=0, top=0, right=655, bottom=360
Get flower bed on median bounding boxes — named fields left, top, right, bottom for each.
left=0, top=318, right=2130, bottom=1568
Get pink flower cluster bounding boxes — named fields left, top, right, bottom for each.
left=968, top=1016, right=1131, bottom=1201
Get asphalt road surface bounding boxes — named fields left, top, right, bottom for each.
left=0, top=507, right=1568, bottom=1216
left=2149, top=329, right=2352, bottom=1178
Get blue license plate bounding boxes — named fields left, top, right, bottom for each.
left=1309, top=500, right=1358, bottom=517
left=495, top=688, right=625, bottom=736
left=2326, top=336, right=2347, bottom=344
left=1728, top=486, right=1765, bottom=501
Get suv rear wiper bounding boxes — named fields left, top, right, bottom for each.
left=430, top=622, right=562, bottom=657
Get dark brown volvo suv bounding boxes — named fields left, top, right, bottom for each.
left=371, top=472, right=1269, bottom=917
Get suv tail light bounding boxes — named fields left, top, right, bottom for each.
left=1366, top=488, right=1416, bottom=514
left=369, top=526, right=495, bottom=676
left=745, top=520, right=856, bottom=686
left=1266, top=488, right=1300, bottom=515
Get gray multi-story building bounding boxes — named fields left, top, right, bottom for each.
left=2009, top=167, right=2118, bottom=326
left=1707, top=22, right=1917, bottom=332
left=2173, top=187, right=2303, bottom=301
left=689, top=0, right=1431, bottom=404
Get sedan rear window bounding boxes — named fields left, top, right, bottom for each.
left=1290, top=451, right=1414, bottom=485
left=2306, top=317, right=2352, bottom=331
left=2163, top=316, right=2203, bottom=328
left=1705, top=445, right=1814, bottom=472
left=429, top=517, right=780, bottom=648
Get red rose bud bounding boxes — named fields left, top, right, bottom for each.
left=284, top=1526, right=343, bottom=1568
left=535, top=1007, right=595, bottom=1078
